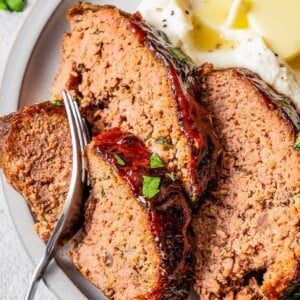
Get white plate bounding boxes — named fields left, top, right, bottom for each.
left=0, top=0, right=141, bottom=299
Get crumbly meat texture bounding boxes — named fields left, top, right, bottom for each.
left=0, top=102, right=72, bottom=240
left=71, top=130, right=193, bottom=299
left=51, top=3, right=220, bottom=203
left=193, top=67, right=300, bottom=299
left=0, top=113, right=13, bottom=168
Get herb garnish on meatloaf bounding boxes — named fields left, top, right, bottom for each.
left=71, top=128, right=193, bottom=299
left=51, top=3, right=221, bottom=205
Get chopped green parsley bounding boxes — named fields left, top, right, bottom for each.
left=169, top=172, right=177, bottom=182
left=150, top=153, right=165, bottom=169
left=154, top=136, right=174, bottom=150
left=155, top=136, right=168, bottom=144
left=75, top=98, right=81, bottom=106
left=177, top=289, right=189, bottom=295
left=92, top=29, right=102, bottom=35
left=168, top=46, right=187, bottom=62
left=52, top=99, right=63, bottom=106
left=0, top=0, right=24, bottom=12
left=0, top=0, right=8, bottom=10
left=113, top=154, right=125, bottom=166
left=294, top=132, right=300, bottom=152
left=142, top=176, right=160, bottom=199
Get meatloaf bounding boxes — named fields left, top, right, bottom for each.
left=193, top=65, right=300, bottom=299
left=51, top=3, right=221, bottom=205
left=0, top=101, right=72, bottom=240
left=0, top=112, right=13, bottom=168
left=71, top=128, right=193, bottom=299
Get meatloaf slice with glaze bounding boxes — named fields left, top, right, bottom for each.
left=193, top=65, right=300, bottom=299
left=71, top=128, right=193, bottom=299
left=0, top=102, right=72, bottom=240
left=51, top=3, right=221, bottom=205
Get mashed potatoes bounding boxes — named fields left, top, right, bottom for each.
left=138, top=0, right=300, bottom=110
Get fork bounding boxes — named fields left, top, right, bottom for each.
left=25, top=91, right=89, bottom=300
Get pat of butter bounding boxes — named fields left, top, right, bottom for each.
left=193, top=0, right=248, bottom=29
left=192, top=18, right=236, bottom=52
left=226, top=0, right=248, bottom=28
left=189, top=0, right=239, bottom=52
left=247, top=0, right=300, bottom=60
left=192, top=0, right=233, bottom=26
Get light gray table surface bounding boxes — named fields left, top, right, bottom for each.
left=0, top=1, right=56, bottom=299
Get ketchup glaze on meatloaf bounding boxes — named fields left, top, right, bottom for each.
left=71, top=128, right=193, bottom=299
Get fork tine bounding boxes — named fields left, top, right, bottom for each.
left=65, top=93, right=89, bottom=184
left=67, top=95, right=85, bottom=154
left=72, top=100, right=88, bottom=138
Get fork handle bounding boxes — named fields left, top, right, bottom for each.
left=25, top=251, right=54, bottom=300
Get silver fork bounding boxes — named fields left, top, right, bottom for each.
left=25, top=91, right=90, bottom=300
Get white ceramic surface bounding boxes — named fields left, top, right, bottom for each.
left=0, top=0, right=141, bottom=298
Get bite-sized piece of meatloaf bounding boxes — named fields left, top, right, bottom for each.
left=51, top=3, right=221, bottom=204
left=193, top=65, right=300, bottom=299
left=71, top=128, right=193, bottom=299
left=0, top=102, right=72, bottom=240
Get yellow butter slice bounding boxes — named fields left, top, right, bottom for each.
left=247, top=0, right=300, bottom=60
left=226, top=0, right=248, bottom=29
left=192, top=18, right=236, bottom=52
left=193, top=0, right=233, bottom=26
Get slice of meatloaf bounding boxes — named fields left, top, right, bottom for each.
left=71, top=128, right=193, bottom=299
left=193, top=65, right=300, bottom=299
left=51, top=3, right=221, bottom=205
left=0, top=102, right=72, bottom=240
